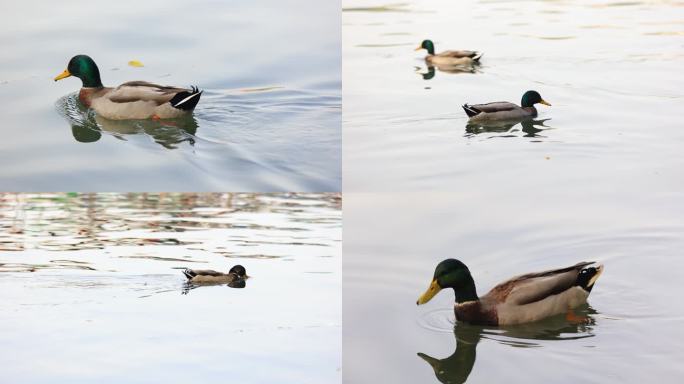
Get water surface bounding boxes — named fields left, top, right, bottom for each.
left=0, top=193, right=341, bottom=383
left=343, top=0, right=684, bottom=383
left=344, top=0, right=683, bottom=191
left=344, top=192, right=684, bottom=383
left=0, top=0, right=340, bottom=191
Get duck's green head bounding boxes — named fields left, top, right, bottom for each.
left=415, top=39, right=435, bottom=55
left=417, top=259, right=478, bottom=305
left=54, top=55, right=103, bottom=88
left=229, top=265, right=249, bottom=279
left=521, top=90, right=551, bottom=108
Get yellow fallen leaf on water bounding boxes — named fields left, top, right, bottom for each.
left=545, top=156, right=551, bottom=160
left=128, top=60, right=144, bottom=67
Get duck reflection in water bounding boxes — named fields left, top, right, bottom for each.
left=415, top=64, right=479, bottom=80
left=417, top=305, right=597, bottom=384
left=59, top=94, right=198, bottom=149
left=465, top=118, right=551, bottom=138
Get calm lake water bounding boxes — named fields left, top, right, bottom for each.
left=344, top=0, right=683, bottom=191
left=0, top=193, right=341, bottom=384
left=0, top=0, right=340, bottom=191
left=343, top=0, right=684, bottom=383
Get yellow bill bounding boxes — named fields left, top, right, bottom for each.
left=417, top=279, right=442, bottom=305
left=414, top=46, right=423, bottom=51
left=54, top=69, right=71, bottom=81
left=540, top=99, right=552, bottom=106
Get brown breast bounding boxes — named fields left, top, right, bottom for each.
left=79, top=88, right=92, bottom=107
left=455, top=301, right=498, bottom=326
left=80, top=87, right=115, bottom=108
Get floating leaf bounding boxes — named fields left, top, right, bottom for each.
left=128, top=60, right=144, bottom=67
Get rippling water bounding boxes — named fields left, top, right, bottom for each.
left=343, top=0, right=684, bottom=383
left=0, top=193, right=341, bottom=383
left=0, top=0, right=340, bottom=191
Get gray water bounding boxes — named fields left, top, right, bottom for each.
left=343, top=0, right=684, bottom=383
left=344, top=0, right=683, bottom=191
left=0, top=0, right=340, bottom=191
left=0, top=193, right=341, bottom=384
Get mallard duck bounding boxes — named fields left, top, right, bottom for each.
left=462, top=90, right=550, bottom=123
left=415, top=40, right=482, bottom=66
left=54, top=55, right=202, bottom=120
left=183, top=265, right=248, bottom=285
left=417, top=259, right=603, bottom=326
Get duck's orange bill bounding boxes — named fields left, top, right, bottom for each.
left=414, top=46, right=423, bottom=51
left=540, top=99, right=552, bottom=106
left=417, top=279, right=442, bottom=305
left=54, top=69, right=71, bottom=81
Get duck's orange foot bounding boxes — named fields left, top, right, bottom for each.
left=566, top=309, right=589, bottom=324
left=151, top=114, right=178, bottom=126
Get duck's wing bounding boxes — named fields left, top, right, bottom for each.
left=467, top=102, right=518, bottom=113
left=436, top=50, right=480, bottom=58
left=107, top=81, right=203, bottom=110
left=183, top=268, right=224, bottom=279
left=106, top=81, right=186, bottom=104
left=484, top=262, right=597, bottom=305
left=462, top=101, right=518, bottom=118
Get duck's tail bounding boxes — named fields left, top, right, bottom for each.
left=170, top=86, right=203, bottom=111
left=462, top=104, right=481, bottom=118
left=472, top=52, right=484, bottom=62
left=182, top=268, right=196, bottom=280
left=576, top=262, right=604, bottom=293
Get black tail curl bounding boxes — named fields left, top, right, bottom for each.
left=170, top=86, right=203, bottom=111
left=183, top=268, right=196, bottom=279
left=462, top=104, right=481, bottom=118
